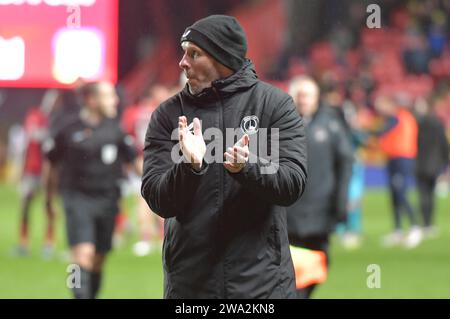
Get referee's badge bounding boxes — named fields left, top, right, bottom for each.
left=42, top=138, right=55, bottom=153
left=240, top=115, right=259, bottom=135
left=101, top=144, right=118, bottom=164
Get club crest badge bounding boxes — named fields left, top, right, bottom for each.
left=314, top=128, right=328, bottom=142
left=240, top=115, right=259, bottom=135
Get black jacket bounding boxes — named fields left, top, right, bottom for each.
left=46, top=115, right=137, bottom=197
left=141, top=61, right=307, bottom=298
left=416, top=114, right=449, bottom=177
left=287, top=106, right=353, bottom=243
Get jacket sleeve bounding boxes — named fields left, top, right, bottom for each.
left=330, top=118, right=354, bottom=222
left=230, top=95, right=308, bottom=207
left=141, top=106, right=208, bottom=219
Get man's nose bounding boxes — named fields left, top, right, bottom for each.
left=179, top=54, right=189, bottom=69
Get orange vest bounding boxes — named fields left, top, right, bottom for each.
left=379, top=108, right=418, bottom=159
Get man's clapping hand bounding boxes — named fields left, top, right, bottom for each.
left=224, top=134, right=249, bottom=173
left=178, top=116, right=206, bottom=172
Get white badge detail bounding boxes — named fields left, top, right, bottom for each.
left=314, top=128, right=328, bottom=142
left=240, top=115, right=259, bottom=135
left=42, top=138, right=55, bottom=153
left=101, top=144, right=118, bottom=165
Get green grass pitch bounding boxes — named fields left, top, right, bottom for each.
left=0, top=182, right=449, bottom=298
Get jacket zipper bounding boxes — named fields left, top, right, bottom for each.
left=212, top=85, right=227, bottom=298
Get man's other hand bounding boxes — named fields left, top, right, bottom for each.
left=178, top=116, right=206, bottom=171
left=224, top=134, right=249, bottom=173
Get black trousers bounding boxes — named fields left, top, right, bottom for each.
left=416, top=173, right=438, bottom=227
left=387, top=158, right=417, bottom=229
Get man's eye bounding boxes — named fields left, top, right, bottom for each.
left=192, top=51, right=199, bottom=59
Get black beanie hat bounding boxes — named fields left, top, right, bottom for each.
left=180, top=15, right=248, bottom=72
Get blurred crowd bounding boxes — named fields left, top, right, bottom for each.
left=278, top=0, right=450, bottom=135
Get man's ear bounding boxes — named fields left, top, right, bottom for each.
left=215, top=60, right=234, bottom=78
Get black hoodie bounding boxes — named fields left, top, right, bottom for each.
left=141, top=61, right=307, bottom=298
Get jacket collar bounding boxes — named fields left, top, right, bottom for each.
left=181, top=59, right=258, bottom=105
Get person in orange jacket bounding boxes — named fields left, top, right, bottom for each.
left=375, top=93, right=422, bottom=249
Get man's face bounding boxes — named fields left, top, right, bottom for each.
left=87, top=82, right=118, bottom=118
left=179, top=41, right=221, bottom=95
left=293, top=81, right=319, bottom=117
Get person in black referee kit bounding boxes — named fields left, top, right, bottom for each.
left=141, top=15, right=308, bottom=298
left=44, top=81, right=139, bottom=299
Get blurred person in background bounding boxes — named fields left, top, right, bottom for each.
left=402, top=29, right=431, bottom=75
left=121, top=85, right=169, bottom=256
left=6, top=125, right=26, bottom=182
left=287, top=76, right=353, bottom=299
left=321, top=78, right=370, bottom=249
left=44, top=82, right=139, bottom=299
left=14, top=89, right=60, bottom=258
left=414, top=97, right=449, bottom=238
left=374, top=93, right=421, bottom=248
left=336, top=83, right=372, bottom=250
left=141, top=15, right=307, bottom=299
left=0, top=141, right=6, bottom=181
